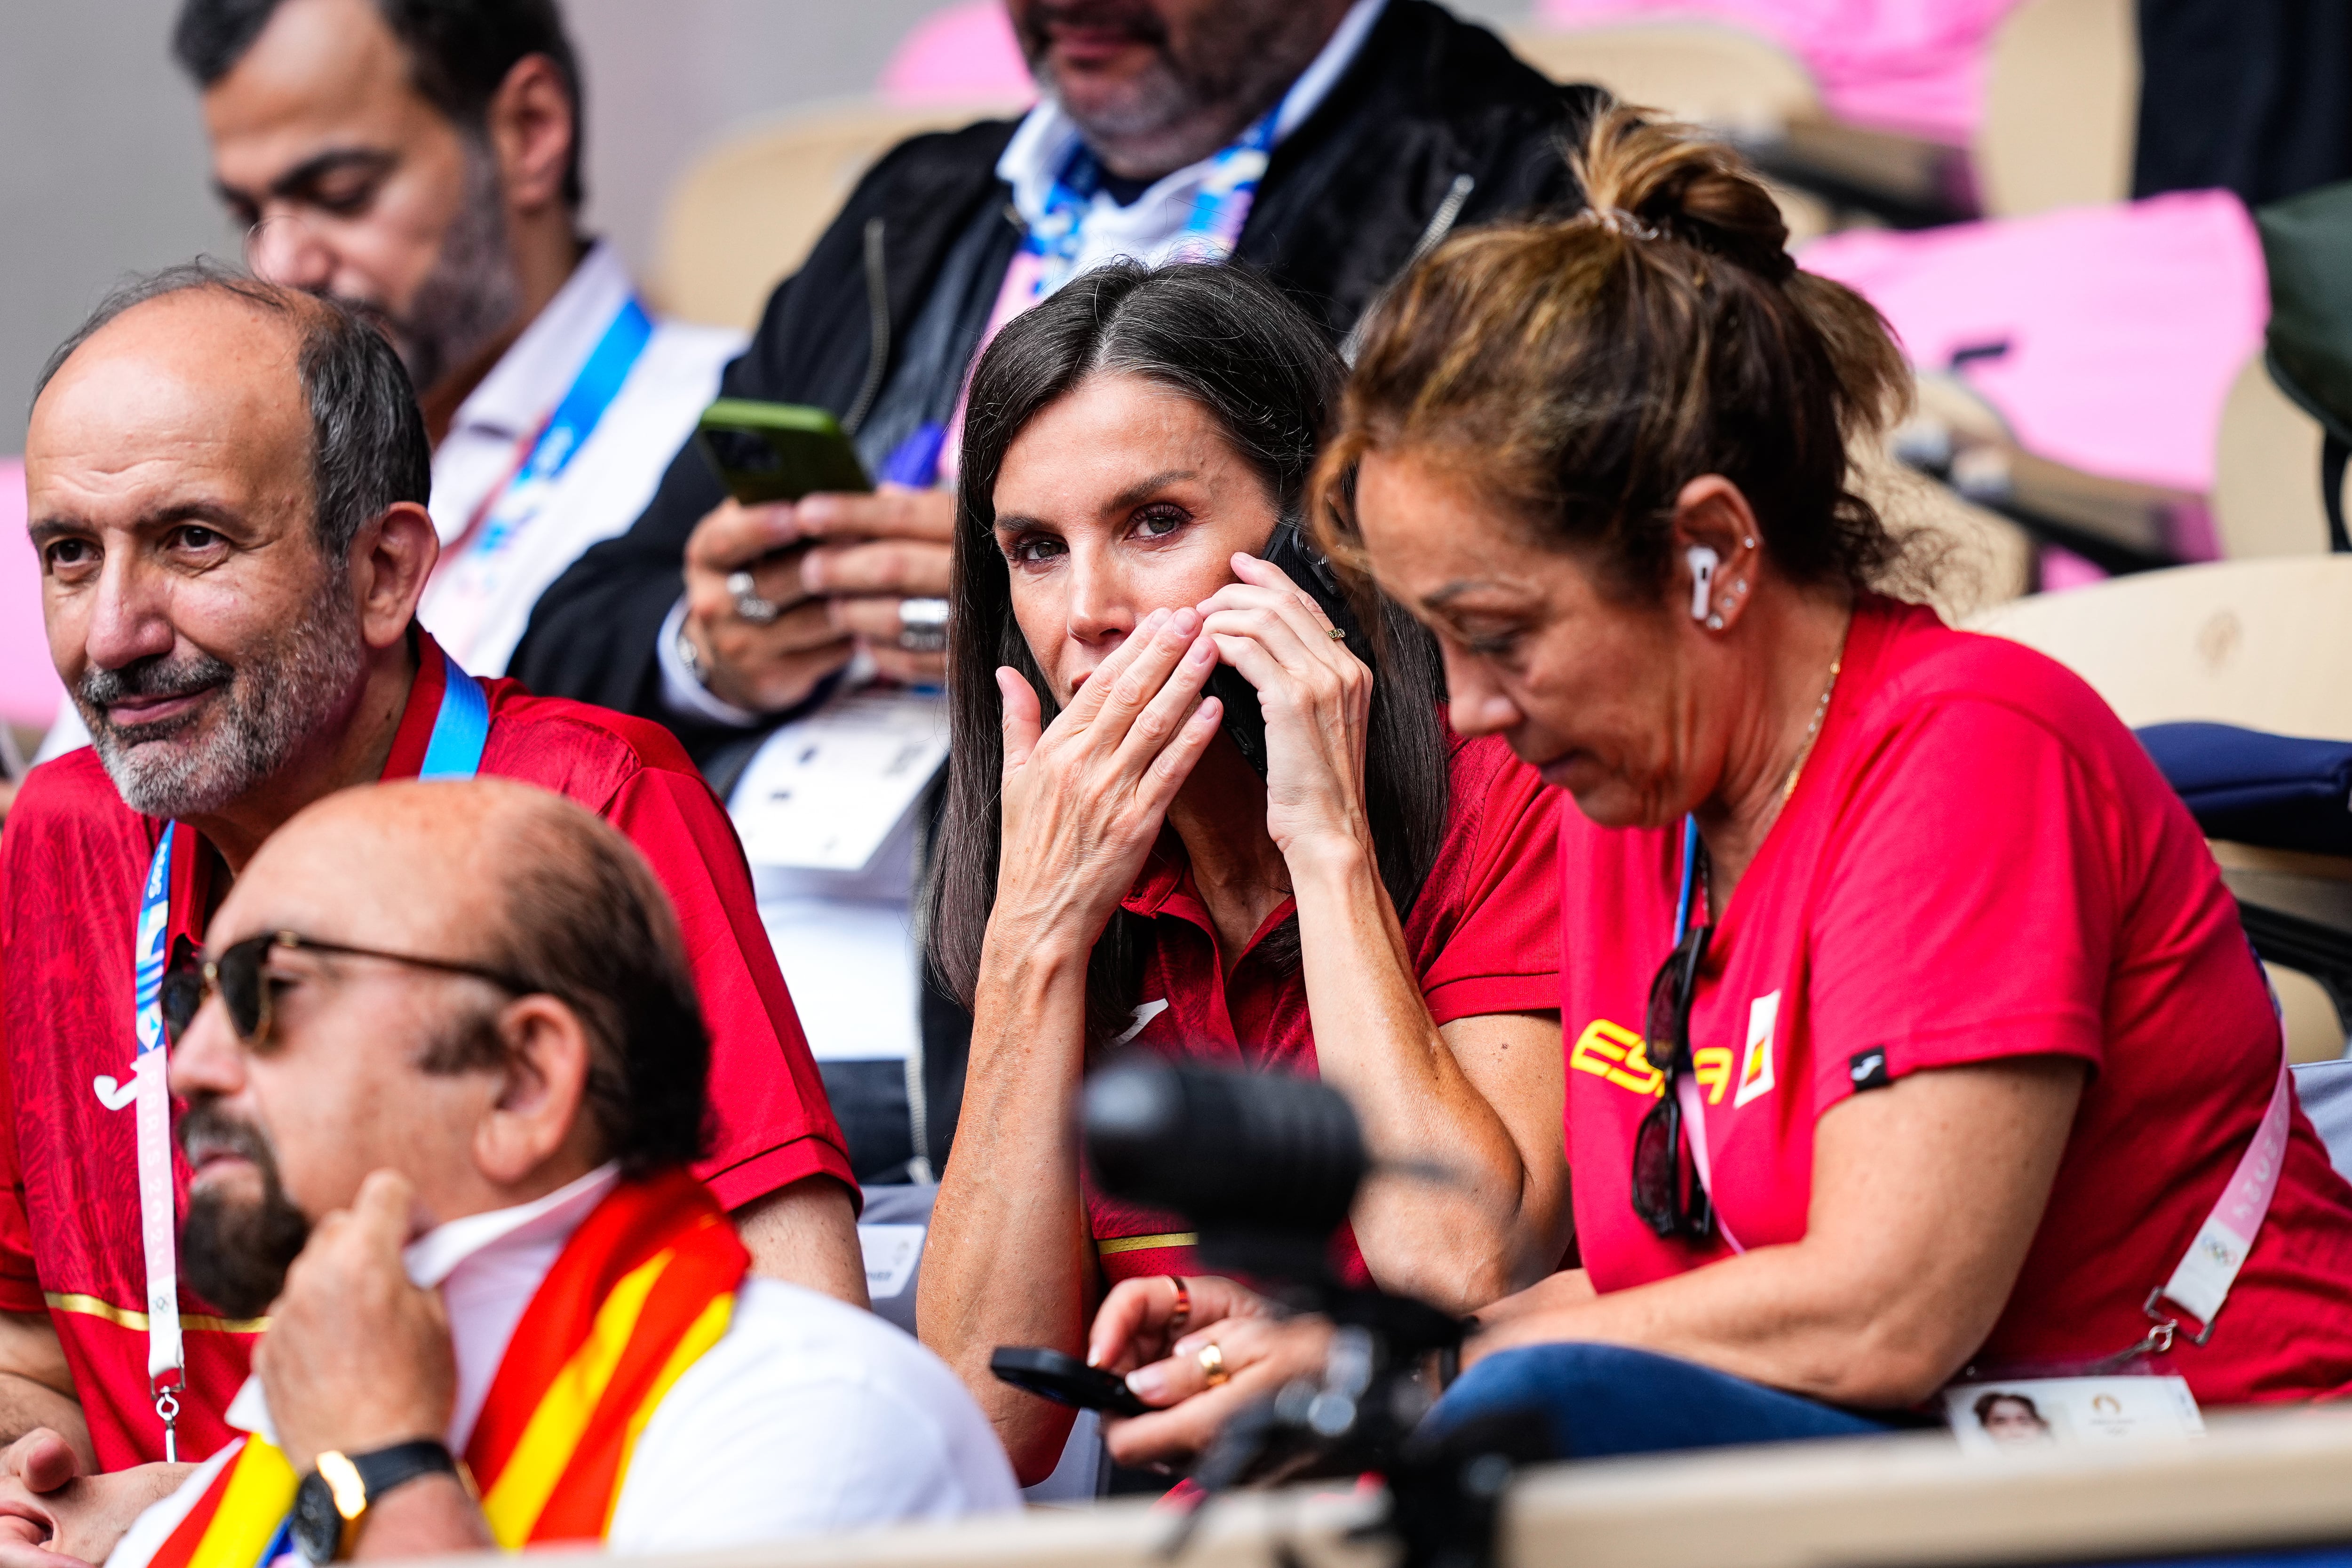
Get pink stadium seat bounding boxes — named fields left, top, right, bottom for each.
left=878, top=1, right=1034, bottom=105
left=1534, top=0, right=2018, bottom=144
left=0, top=460, right=61, bottom=731
left=1801, top=190, right=2269, bottom=495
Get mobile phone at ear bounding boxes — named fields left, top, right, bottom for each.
left=693, top=398, right=872, bottom=505
left=1206, top=522, right=1375, bottom=780
left=990, top=1346, right=1153, bottom=1417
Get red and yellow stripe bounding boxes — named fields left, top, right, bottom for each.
left=146, top=1169, right=747, bottom=1568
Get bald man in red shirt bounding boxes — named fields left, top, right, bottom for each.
left=0, top=267, right=859, bottom=1520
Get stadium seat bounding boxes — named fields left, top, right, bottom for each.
left=1973, top=0, right=2137, bottom=219
left=1503, top=22, right=1819, bottom=136
left=1969, top=558, right=2352, bottom=1060
left=2212, top=355, right=2343, bottom=558
left=651, top=98, right=1023, bottom=332
left=0, top=460, right=62, bottom=740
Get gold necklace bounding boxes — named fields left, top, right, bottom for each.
left=1777, top=656, right=1843, bottom=809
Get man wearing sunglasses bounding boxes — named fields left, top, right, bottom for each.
left=2, top=780, right=1010, bottom=1568
left=0, top=271, right=862, bottom=1512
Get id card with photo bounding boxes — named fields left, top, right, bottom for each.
left=1945, top=1377, right=2205, bottom=1454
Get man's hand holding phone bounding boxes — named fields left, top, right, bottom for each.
left=680, top=486, right=957, bottom=713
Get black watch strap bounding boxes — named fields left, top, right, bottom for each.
left=296, top=1441, right=460, bottom=1566
left=346, top=1439, right=460, bottom=1504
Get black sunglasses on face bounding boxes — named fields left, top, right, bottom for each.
left=159, top=930, right=533, bottom=1049
left=1629, top=921, right=1716, bottom=1241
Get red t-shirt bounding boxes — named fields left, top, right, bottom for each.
left=0, top=635, right=850, bottom=1469
left=1089, top=731, right=1564, bottom=1289
left=1560, top=597, right=2352, bottom=1405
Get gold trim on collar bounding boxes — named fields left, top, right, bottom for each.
left=1095, top=1232, right=1199, bottom=1256
left=44, top=1291, right=269, bottom=1335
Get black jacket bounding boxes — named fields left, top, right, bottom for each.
left=510, top=1, right=1599, bottom=740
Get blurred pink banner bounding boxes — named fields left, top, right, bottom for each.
left=0, top=460, right=62, bottom=730
left=880, top=1, right=1035, bottom=105
left=1800, top=190, right=2268, bottom=494
left=1535, top=0, right=2018, bottom=144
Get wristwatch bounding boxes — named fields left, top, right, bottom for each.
left=293, top=1439, right=461, bottom=1565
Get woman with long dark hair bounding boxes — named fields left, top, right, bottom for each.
left=916, top=262, right=1572, bottom=1481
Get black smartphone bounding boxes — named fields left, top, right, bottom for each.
left=990, top=1345, right=1152, bottom=1417
left=1206, top=521, right=1375, bottom=780
left=693, top=398, right=872, bottom=506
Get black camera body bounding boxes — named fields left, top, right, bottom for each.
left=1081, top=1059, right=1548, bottom=1568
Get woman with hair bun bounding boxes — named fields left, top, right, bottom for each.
left=1096, top=111, right=2352, bottom=1466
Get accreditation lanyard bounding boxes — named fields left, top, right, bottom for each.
left=949, top=96, right=1290, bottom=462
left=427, top=296, right=655, bottom=662
left=1663, top=815, right=2295, bottom=1346
left=127, top=662, right=492, bottom=1459
left=1665, top=817, right=1747, bottom=1254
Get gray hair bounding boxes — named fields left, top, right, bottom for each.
left=34, top=260, right=431, bottom=561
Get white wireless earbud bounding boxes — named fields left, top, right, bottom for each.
left=1685, top=545, right=1720, bottom=623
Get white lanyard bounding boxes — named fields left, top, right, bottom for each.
left=1669, top=817, right=2290, bottom=1348
left=124, top=662, right=491, bottom=1459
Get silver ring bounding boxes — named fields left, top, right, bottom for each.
left=897, top=597, right=950, bottom=653
left=726, top=570, right=781, bottom=625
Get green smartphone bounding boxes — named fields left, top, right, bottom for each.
left=694, top=398, right=872, bottom=505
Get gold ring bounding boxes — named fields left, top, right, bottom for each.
left=1325, top=625, right=1347, bottom=640
left=1197, top=1342, right=1229, bottom=1387
left=1167, top=1276, right=1191, bottom=1337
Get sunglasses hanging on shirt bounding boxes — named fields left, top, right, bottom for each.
left=1629, top=819, right=1719, bottom=1242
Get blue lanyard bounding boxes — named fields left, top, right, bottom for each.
left=461, top=297, right=654, bottom=563
left=1022, top=102, right=1282, bottom=300
left=127, top=658, right=491, bottom=1459
left=1672, top=815, right=1702, bottom=944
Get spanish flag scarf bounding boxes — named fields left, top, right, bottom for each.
left=146, top=1168, right=749, bottom=1568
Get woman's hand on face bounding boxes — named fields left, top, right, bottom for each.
left=1099, top=1308, right=1337, bottom=1472
left=991, top=607, right=1225, bottom=951
left=1197, top=554, right=1374, bottom=869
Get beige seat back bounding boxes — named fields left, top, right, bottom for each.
left=1965, top=556, right=2352, bottom=738
left=2212, top=354, right=2344, bottom=558
left=652, top=98, right=1024, bottom=332
left=1504, top=23, right=1820, bottom=138
left=1974, top=0, right=2139, bottom=217
left=1505, top=24, right=1830, bottom=241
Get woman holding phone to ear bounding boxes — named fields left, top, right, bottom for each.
left=915, top=263, right=1572, bottom=1483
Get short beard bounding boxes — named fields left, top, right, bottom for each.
left=382, top=136, right=524, bottom=396
left=1018, top=0, right=1341, bottom=175
left=79, top=570, right=367, bottom=820
left=178, top=1101, right=310, bottom=1321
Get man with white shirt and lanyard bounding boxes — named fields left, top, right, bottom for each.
left=513, top=0, right=1605, bottom=1178
left=169, top=0, right=744, bottom=681
left=19, top=779, right=1010, bottom=1568
left=0, top=271, right=865, bottom=1563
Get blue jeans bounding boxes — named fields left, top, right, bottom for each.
left=1426, top=1342, right=1899, bottom=1461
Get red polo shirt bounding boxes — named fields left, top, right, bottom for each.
left=1560, top=597, right=2352, bottom=1405
left=0, top=635, right=850, bottom=1469
left=1087, top=731, right=1563, bottom=1289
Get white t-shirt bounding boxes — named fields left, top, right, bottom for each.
left=105, top=1167, right=1016, bottom=1567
